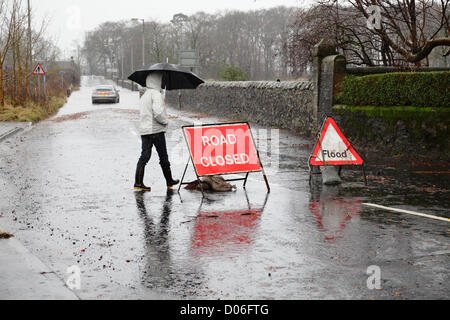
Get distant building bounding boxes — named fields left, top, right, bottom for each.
left=50, top=59, right=79, bottom=73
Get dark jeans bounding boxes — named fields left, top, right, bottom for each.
left=137, top=132, right=171, bottom=171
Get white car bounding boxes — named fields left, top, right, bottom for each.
left=92, top=85, right=120, bottom=104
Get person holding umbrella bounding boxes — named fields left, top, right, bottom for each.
left=129, top=63, right=204, bottom=191
left=132, top=72, right=178, bottom=191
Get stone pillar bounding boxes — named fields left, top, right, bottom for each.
left=312, top=39, right=346, bottom=132
left=311, top=40, right=347, bottom=185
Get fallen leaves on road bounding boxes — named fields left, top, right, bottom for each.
left=413, top=171, right=450, bottom=175
left=0, top=232, right=14, bottom=239
left=366, top=175, right=389, bottom=182
left=114, top=109, right=139, bottom=115
left=395, top=290, right=403, bottom=296
left=290, top=143, right=314, bottom=148
left=411, top=160, right=433, bottom=168
left=188, top=113, right=211, bottom=119
left=49, top=112, right=90, bottom=123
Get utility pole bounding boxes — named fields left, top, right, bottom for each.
left=132, top=18, right=145, bottom=66
left=27, top=0, right=32, bottom=98
left=142, top=20, right=145, bottom=66
left=131, top=46, right=134, bottom=91
left=131, top=47, right=134, bottom=71
left=121, top=48, right=124, bottom=81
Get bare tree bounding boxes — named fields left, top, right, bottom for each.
left=0, top=0, right=17, bottom=106
left=82, top=7, right=297, bottom=80
left=1, top=0, right=64, bottom=106
left=284, top=5, right=337, bottom=75
left=348, top=0, right=449, bottom=64
left=285, top=0, right=449, bottom=71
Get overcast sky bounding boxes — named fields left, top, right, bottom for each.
left=32, top=0, right=313, bottom=58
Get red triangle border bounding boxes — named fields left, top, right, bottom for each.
left=32, top=63, right=46, bottom=75
left=310, top=117, right=363, bottom=166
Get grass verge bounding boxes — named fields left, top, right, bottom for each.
left=0, top=95, right=67, bottom=123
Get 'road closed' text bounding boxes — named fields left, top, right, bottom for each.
left=200, top=154, right=250, bottom=167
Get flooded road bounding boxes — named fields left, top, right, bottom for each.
left=0, top=76, right=448, bottom=299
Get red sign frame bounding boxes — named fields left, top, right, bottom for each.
left=180, top=122, right=270, bottom=194
left=310, top=117, right=363, bottom=166
left=183, top=123, right=262, bottom=177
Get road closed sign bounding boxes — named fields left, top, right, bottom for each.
left=183, top=123, right=262, bottom=176
left=310, top=117, right=363, bottom=166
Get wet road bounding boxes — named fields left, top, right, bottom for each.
left=0, top=76, right=449, bottom=300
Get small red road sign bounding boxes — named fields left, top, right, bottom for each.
left=310, top=117, right=363, bottom=166
left=32, top=63, right=46, bottom=75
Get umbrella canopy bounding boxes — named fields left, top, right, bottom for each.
left=128, top=63, right=204, bottom=90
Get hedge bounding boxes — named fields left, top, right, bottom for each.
left=336, top=71, right=450, bottom=108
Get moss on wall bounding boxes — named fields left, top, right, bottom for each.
left=333, top=105, right=450, bottom=160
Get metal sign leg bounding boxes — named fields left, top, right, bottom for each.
left=243, top=172, right=250, bottom=189
left=178, top=158, right=191, bottom=193
left=198, top=177, right=206, bottom=198
left=244, top=189, right=251, bottom=210
left=362, top=164, right=368, bottom=186
left=261, top=169, right=270, bottom=193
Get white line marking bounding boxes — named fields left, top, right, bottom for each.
left=363, top=203, right=450, bottom=223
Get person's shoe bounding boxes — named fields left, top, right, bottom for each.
left=162, top=166, right=179, bottom=189
left=134, top=166, right=151, bottom=191
left=166, top=179, right=180, bottom=190
left=134, top=184, right=152, bottom=192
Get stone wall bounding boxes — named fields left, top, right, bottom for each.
left=166, top=81, right=316, bottom=135
left=333, top=106, right=450, bottom=161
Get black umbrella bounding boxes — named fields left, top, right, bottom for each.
left=128, top=63, right=204, bottom=90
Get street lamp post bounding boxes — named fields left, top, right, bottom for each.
left=132, top=18, right=145, bottom=67
left=104, top=40, right=114, bottom=79
left=121, top=47, right=124, bottom=81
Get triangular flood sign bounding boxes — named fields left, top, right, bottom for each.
left=32, top=63, right=46, bottom=75
left=310, top=117, right=363, bottom=166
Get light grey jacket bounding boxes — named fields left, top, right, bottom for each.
left=139, top=73, right=168, bottom=136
